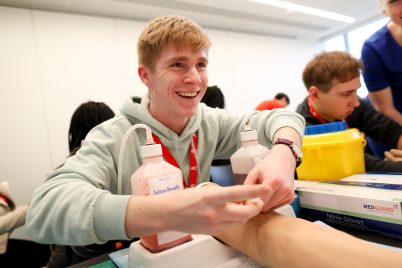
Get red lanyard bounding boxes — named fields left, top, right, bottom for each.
left=308, top=96, right=348, bottom=128
left=0, top=195, right=8, bottom=206
left=151, top=133, right=198, bottom=188
left=308, top=96, right=327, bottom=124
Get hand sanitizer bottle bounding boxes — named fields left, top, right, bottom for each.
left=230, top=123, right=270, bottom=185
left=130, top=125, right=192, bottom=253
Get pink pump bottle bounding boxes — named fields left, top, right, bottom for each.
left=230, top=123, right=270, bottom=185
left=129, top=124, right=192, bottom=253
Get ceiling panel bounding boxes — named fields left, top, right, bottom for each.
left=0, top=0, right=384, bottom=40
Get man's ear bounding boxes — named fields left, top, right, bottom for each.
left=138, top=66, right=151, bottom=87
left=309, top=86, right=320, bottom=100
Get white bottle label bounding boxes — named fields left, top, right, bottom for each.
left=148, top=172, right=187, bottom=245
left=148, top=173, right=183, bottom=196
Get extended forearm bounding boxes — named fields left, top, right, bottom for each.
left=215, top=212, right=402, bottom=268
left=125, top=195, right=167, bottom=238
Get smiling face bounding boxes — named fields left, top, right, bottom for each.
left=138, top=44, right=208, bottom=134
left=310, top=77, right=361, bottom=122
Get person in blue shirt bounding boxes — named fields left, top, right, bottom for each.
left=361, top=0, right=402, bottom=158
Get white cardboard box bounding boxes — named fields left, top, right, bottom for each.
left=295, top=173, right=402, bottom=240
left=124, top=204, right=296, bottom=268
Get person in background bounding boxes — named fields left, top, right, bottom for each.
left=255, top=92, right=290, bottom=111
left=0, top=182, right=28, bottom=254
left=67, top=101, right=115, bottom=155
left=132, top=96, right=142, bottom=104
left=296, top=51, right=402, bottom=172
left=361, top=0, right=402, bottom=158
left=201, top=85, right=225, bottom=109
left=201, top=85, right=234, bottom=186
left=47, top=101, right=116, bottom=267
left=26, top=15, right=304, bottom=248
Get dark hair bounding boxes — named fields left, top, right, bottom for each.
left=68, top=101, right=115, bottom=153
left=132, top=96, right=142, bottom=104
left=201, top=86, right=225, bottom=109
left=274, top=93, right=290, bottom=105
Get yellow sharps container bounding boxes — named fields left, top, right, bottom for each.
left=296, top=123, right=366, bottom=181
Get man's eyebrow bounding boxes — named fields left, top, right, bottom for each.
left=166, top=56, right=209, bottom=64
left=167, top=56, right=187, bottom=63
left=340, top=89, right=359, bottom=94
left=199, top=57, right=209, bottom=64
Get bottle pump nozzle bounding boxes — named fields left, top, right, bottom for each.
left=117, top=123, right=158, bottom=194
left=241, top=122, right=257, bottom=142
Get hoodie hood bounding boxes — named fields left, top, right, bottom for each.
left=119, top=94, right=202, bottom=144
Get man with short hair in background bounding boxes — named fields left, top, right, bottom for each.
left=296, top=50, right=402, bottom=172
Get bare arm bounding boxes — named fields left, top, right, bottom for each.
left=214, top=212, right=402, bottom=268
left=369, top=87, right=402, bottom=125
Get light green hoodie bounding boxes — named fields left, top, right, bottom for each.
left=26, top=95, right=305, bottom=245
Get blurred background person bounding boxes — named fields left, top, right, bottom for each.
left=255, top=92, right=290, bottom=111
left=201, top=85, right=225, bottom=109
left=201, top=86, right=234, bottom=186
left=47, top=100, right=117, bottom=267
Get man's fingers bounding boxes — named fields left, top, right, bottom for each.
left=207, top=184, right=271, bottom=204
left=267, top=194, right=295, bottom=212
left=219, top=199, right=264, bottom=222
left=243, top=169, right=260, bottom=185
left=385, top=151, right=398, bottom=161
left=390, top=149, right=402, bottom=157
left=262, top=194, right=289, bottom=212
left=260, top=185, right=294, bottom=212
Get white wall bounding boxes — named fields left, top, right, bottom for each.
left=206, top=30, right=320, bottom=112
left=0, top=5, right=323, bottom=240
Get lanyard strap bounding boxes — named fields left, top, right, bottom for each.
left=151, top=133, right=198, bottom=188
left=0, top=195, right=9, bottom=206
left=308, top=96, right=327, bottom=124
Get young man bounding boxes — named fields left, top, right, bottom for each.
left=26, top=16, right=305, bottom=246
left=256, top=92, right=290, bottom=110
left=296, top=51, right=402, bottom=172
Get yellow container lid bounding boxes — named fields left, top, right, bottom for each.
left=303, top=128, right=366, bottom=146
left=297, top=128, right=366, bottom=181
